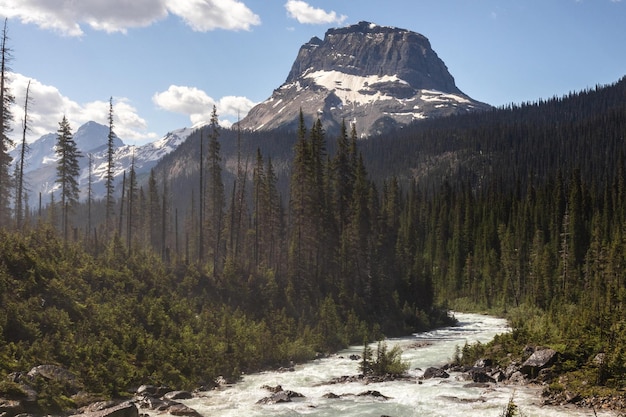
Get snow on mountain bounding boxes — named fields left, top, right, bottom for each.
left=10, top=122, right=198, bottom=208
left=237, top=21, right=491, bottom=136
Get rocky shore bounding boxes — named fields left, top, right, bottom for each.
left=2, top=343, right=625, bottom=416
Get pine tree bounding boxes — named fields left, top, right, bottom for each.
left=55, top=115, right=81, bottom=241
left=206, top=106, right=225, bottom=277
left=252, top=148, right=265, bottom=269
left=333, top=119, right=354, bottom=231
left=0, top=19, right=15, bottom=228
left=105, top=97, right=116, bottom=236
left=86, top=153, right=94, bottom=241
left=126, top=153, right=138, bottom=253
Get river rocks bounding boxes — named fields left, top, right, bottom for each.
left=256, top=391, right=293, bottom=405
left=257, top=384, right=305, bottom=404
left=256, top=388, right=305, bottom=405
left=357, top=390, right=390, bottom=400
left=79, top=401, right=138, bottom=417
left=468, top=368, right=496, bottom=383
left=320, top=391, right=390, bottom=400
left=133, top=386, right=201, bottom=417
left=166, top=403, right=203, bottom=416
left=422, top=367, right=449, bottom=379
left=163, top=390, right=193, bottom=401
left=323, top=373, right=412, bottom=385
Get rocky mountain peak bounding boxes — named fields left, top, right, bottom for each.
left=237, top=22, right=490, bottom=137
left=286, top=21, right=460, bottom=94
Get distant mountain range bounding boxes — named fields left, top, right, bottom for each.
left=10, top=121, right=199, bottom=208
left=236, top=21, right=491, bottom=136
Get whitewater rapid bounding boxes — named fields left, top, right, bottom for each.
left=159, top=313, right=617, bottom=416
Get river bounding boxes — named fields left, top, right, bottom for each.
left=163, top=313, right=617, bottom=416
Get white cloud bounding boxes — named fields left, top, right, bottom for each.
left=284, top=0, right=347, bottom=25
left=9, top=73, right=157, bottom=144
left=166, top=0, right=260, bottom=32
left=153, top=85, right=256, bottom=126
left=0, top=0, right=260, bottom=36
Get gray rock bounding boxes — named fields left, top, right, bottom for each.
left=256, top=389, right=304, bottom=405
left=357, top=390, right=390, bottom=400
left=473, top=358, right=493, bottom=368
left=422, top=367, right=450, bottom=379
left=80, top=402, right=138, bottom=417
left=256, top=391, right=292, bottom=405
left=508, top=371, right=527, bottom=385
left=521, top=348, right=558, bottom=376
left=27, top=365, right=80, bottom=389
left=163, top=391, right=193, bottom=401
left=468, top=368, right=495, bottom=384
left=167, top=403, right=203, bottom=416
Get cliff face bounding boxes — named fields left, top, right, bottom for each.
left=237, top=21, right=491, bottom=137
left=285, top=22, right=460, bottom=94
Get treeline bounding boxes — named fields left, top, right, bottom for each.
left=360, top=76, right=626, bottom=194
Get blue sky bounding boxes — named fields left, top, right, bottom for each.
left=2, top=0, right=625, bottom=145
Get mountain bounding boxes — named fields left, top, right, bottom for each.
left=10, top=121, right=199, bottom=208
left=236, top=21, right=491, bottom=136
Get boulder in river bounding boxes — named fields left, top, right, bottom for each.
left=357, top=390, right=390, bottom=400
left=256, top=389, right=305, bottom=404
left=422, top=367, right=450, bottom=379
left=256, top=391, right=292, bottom=404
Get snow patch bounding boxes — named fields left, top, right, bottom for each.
left=304, top=70, right=406, bottom=105
left=420, top=90, right=471, bottom=104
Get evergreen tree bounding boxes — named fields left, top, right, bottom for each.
left=86, top=153, right=94, bottom=241
left=0, top=19, right=14, bottom=228
left=105, top=97, right=115, bottom=236
left=206, top=105, right=225, bottom=277
left=55, top=115, right=81, bottom=241
left=127, top=153, right=138, bottom=253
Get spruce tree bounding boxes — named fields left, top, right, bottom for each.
left=206, top=106, right=225, bottom=277
left=105, top=97, right=115, bottom=236
left=55, top=115, right=81, bottom=241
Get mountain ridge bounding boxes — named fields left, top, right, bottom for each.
left=236, top=21, right=490, bottom=136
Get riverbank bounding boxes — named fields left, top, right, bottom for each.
left=141, top=313, right=620, bottom=417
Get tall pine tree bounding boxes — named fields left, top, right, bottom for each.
left=55, top=115, right=81, bottom=241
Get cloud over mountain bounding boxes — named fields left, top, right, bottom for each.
left=153, top=85, right=257, bottom=126
left=9, top=73, right=157, bottom=144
